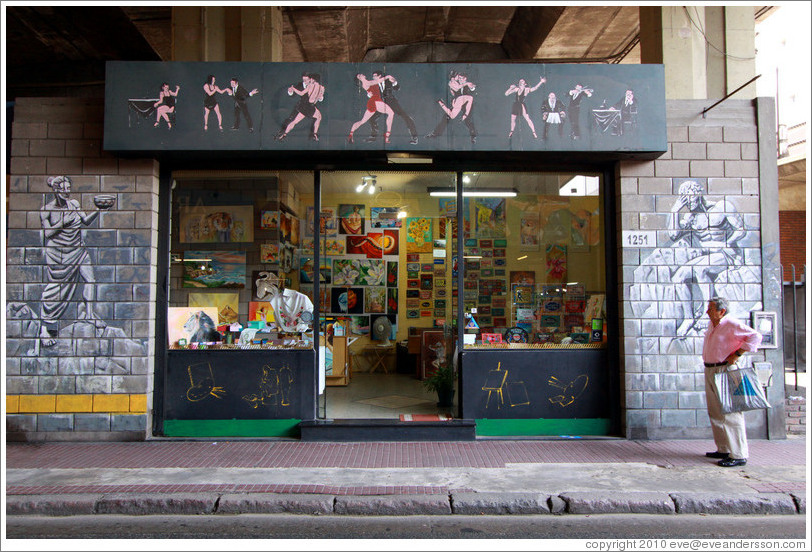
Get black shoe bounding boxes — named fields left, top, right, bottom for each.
left=231, top=127, right=239, bottom=131
left=705, top=451, right=730, bottom=459
left=364, top=136, right=378, bottom=143
left=718, top=457, right=747, bottom=467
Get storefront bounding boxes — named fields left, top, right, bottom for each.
left=101, top=60, right=666, bottom=439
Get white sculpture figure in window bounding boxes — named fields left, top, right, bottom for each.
left=255, top=271, right=314, bottom=333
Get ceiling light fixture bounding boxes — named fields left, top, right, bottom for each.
left=517, top=255, right=528, bottom=261
left=428, top=187, right=518, bottom=198
left=387, top=153, right=433, bottom=164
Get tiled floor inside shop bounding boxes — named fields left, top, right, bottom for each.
left=322, top=372, right=455, bottom=420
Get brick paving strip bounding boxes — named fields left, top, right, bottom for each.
left=7, top=439, right=806, bottom=516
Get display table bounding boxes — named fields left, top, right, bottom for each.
left=363, top=344, right=395, bottom=374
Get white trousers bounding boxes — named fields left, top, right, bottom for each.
left=704, top=364, right=749, bottom=459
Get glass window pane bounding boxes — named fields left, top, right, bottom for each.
left=461, top=172, right=606, bottom=349
left=168, top=171, right=315, bottom=350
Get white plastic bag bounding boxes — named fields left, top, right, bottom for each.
left=715, top=365, right=771, bottom=414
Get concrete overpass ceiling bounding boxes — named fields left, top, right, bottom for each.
left=536, top=6, right=640, bottom=62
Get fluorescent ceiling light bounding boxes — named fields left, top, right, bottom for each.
left=463, top=255, right=482, bottom=259
left=387, top=154, right=433, bottom=164
left=428, top=187, right=518, bottom=198
left=517, top=255, right=528, bottom=261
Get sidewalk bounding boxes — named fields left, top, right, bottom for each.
left=5, top=437, right=807, bottom=516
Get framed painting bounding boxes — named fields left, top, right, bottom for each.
left=167, top=306, right=221, bottom=346
left=248, top=301, right=275, bottom=323
left=421, top=330, right=448, bottom=379
left=338, top=204, right=365, bottom=235
left=179, top=205, right=254, bottom=243
left=331, top=287, right=365, bottom=314
left=364, top=287, right=387, bottom=314
left=320, top=207, right=338, bottom=237
left=386, top=261, right=398, bottom=287
left=546, top=244, right=568, bottom=284
left=260, top=243, right=279, bottom=263
left=188, top=292, right=239, bottom=325
left=405, top=217, right=433, bottom=253
left=260, top=210, right=278, bottom=230
left=519, top=211, right=540, bottom=251
left=370, top=206, right=402, bottom=228
left=182, top=251, right=245, bottom=288
left=325, top=238, right=345, bottom=256
left=474, top=197, right=506, bottom=238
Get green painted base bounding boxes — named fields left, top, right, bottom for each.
left=475, top=418, right=612, bottom=437
left=163, top=419, right=301, bottom=438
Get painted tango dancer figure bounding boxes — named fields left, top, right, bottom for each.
left=203, top=75, right=228, bottom=131
left=504, top=76, right=545, bottom=138
left=227, top=76, right=259, bottom=133
left=275, top=72, right=325, bottom=141
left=348, top=73, right=394, bottom=144
left=365, top=70, right=419, bottom=145
left=154, top=83, right=180, bottom=129
left=39, top=176, right=115, bottom=347
left=426, top=71, right=478, bottom=144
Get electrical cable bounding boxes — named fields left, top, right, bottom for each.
left=683, top=6, right=756, bottom=61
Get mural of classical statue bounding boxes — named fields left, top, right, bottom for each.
left=39, top=176, right=115, bottom=347
left=632, top=179, right=757, bottom=339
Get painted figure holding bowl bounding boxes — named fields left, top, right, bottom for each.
left=38, top=176, right=116, bottom=346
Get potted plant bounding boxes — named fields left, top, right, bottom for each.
left=422, top=363, right=455, bottom=407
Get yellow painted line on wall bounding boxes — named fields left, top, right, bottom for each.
left=8, top=395, right=148, bottom=414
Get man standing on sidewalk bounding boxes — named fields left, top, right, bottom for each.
left=702, top=296, right=762, bottom=467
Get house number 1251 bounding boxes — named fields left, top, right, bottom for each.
left=621, top=231, right=657, bottom=247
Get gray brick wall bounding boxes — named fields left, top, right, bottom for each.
left=618, top=99, right=778, bottom=440
left=6, top=97, right=159, bottom=440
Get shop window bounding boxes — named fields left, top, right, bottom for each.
left=460, top=172, right=607, bottom=349
left=167, top=172, right=315, bottom=350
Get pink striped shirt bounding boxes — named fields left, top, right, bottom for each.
left=702, top=316, right=763, bottom=364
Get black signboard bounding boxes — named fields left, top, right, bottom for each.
left=461, top=349, right=610, bottom=419
left=105, top=61, right=666, bottom=154
left=165, top=349, right=315, bottom=420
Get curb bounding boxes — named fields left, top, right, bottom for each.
left=6, top=491, right=806, bottom=516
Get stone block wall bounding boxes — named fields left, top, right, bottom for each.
left=6, top=97, right=159, bottom=441
left=618, top=99, right=784, bottom=439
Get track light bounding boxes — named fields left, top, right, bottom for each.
left=367, top=184, right=376, bottom=194
left=356, top=182, right=367, bottom=193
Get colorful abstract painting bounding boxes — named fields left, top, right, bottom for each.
left=546, top=244, right=568, bottom=283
